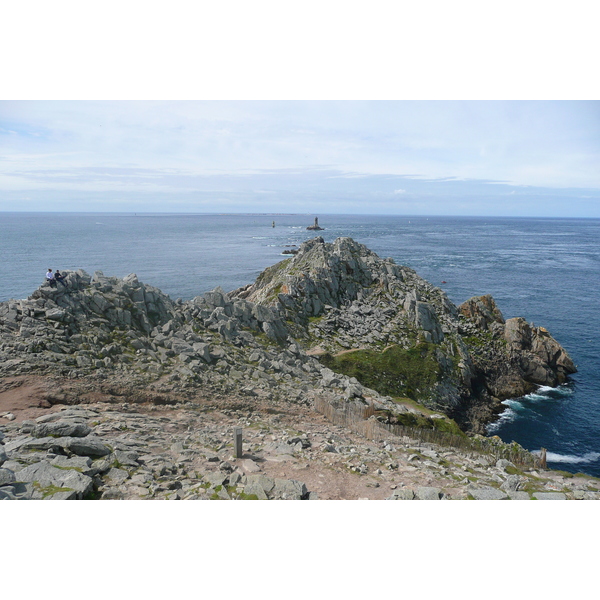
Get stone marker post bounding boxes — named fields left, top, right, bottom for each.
left=234, top=427, right=243, bottom=458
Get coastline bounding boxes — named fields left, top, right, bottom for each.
left=1, top=236, right=595, bottom=499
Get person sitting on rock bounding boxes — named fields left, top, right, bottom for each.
left=54, top=269, right=67, bottom=287
left=46, top=268, right=56, bottom=288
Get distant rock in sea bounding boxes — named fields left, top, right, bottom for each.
left=306, top=217, right=324, bottom=231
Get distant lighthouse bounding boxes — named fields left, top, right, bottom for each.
left=306, top=217, right=324, bottom=231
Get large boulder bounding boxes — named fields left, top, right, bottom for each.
left=458, top=295, right=505, bottom=330
left=15, top=460, right=94, bottom=499
left=504, top=318, right=576, bottom=385
left=31, top=421, right=92, bottom=438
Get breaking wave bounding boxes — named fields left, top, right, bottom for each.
left=522, top=384, right=574, bottom=403
left=534, top=450, right=600, bottom=465
left=486, top=384, right=574, bottom=435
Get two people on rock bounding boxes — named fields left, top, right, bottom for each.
left=46, top=268, right=67, bottom=288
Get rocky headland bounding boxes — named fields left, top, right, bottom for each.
left=1, top=237, right=594, bottom=500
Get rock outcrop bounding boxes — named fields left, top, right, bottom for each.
left=231, top=236, right=577, bottom=430
left=0, top=235, right=579, bottom=502
left=306, top=217, right=324, bottom=231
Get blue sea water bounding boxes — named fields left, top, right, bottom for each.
left=1, top=212, right=599, bottom=477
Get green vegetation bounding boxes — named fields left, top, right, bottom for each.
left=33, top=482, right=75, bottom=498
left=52, top=465, right=84, bottom=473
left=319, top=342, right=441, bottom=401
left=208, top=485, right=259, bottom=500
left=372, top=405, right=465, bottom=436
left=253, top=258, right=291, bottom=289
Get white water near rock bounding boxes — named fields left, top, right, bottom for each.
left=534, top=450, right=600, bottom=465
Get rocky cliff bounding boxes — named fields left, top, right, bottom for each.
left=0, top=238, right=576, bottom=433
left=232, top=236, right=576, bottom=430
left=0, top=237, right=585, bottom=500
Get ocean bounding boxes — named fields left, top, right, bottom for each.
left=1, top=212, right=599, bottom=477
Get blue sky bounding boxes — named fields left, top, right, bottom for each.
left=1, top=2, right=599, bottom=218
left=1, top=100, right=599, bottom=217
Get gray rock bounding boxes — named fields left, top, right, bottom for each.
left=15, top=460, right=94, bottom=499
left=0, top=481, right=33, bottom=499
left=16, top=435, right=110, bottom=457
left=388, top=488, right=415, bottom=500
left=321, top=443, right=337, bottom=453
left=219, top=461, right=234, bottom=473
left=243, top=481, right=269, bottom=499
left=469, top=487, right=509, bottom=500
left=532, top=492, right=567, bottom=500
left=0, top=487, right=17, bottom=500
left=0, top=467, right=16, bottom=486
left=228, top=472, right=243, bottom=486
left=50, top=455, right=95, bottom=476
left=496, top=459, right=516, bottom=472
left=415, top=302, right=444, bottom=343
left=508, top=491, right=531, bottom=500
left=1, top=460, right=22, bottom=473
left=192, top=342, right=211, bottom=362
left=111, top=449, right=140, bottom=467
left=90, top=456, right=114, bottom=474
left=500, top=474, right=523, bottom=492
left=45, top=308, right=66, bottom=321
left=13, top=436, right=63, bottom=453
left=241, top=459, right=261, bottom=473
left=272, top=478, right=307, bottom=500
left=0, top=444, right=7, bottom=466
left=415, top=486, right=443, bottom=500
left=170, top=441, right=185, bottom=454
left=203, top=472, right=229, bottom=488
left=214, top=486, right=230, bottom=500
left=265, top=442, right=295, bottom=455
left=36, top=409, right=99, bottom=423
left=572, top=490, right=600, bottom=500
left=104, top=467, right=129, bottom=485
left=64, top=436, right=112, bottom=457
left=102, top=489, right=126, bottom=500
left=31, top=421, right=92, bottom=438
left=245, top=474, right=275, bottom=494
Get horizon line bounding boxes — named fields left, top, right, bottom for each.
left=1, top=210, right=599, bottom=220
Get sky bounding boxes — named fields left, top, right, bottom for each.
left=1, top=3, right=599, bottom=218
left=1, top=100, right=599, bottom=217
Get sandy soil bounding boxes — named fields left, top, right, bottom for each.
left=0, top=376, right=60, bottom=422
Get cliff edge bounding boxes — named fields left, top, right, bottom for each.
left=232, top=236, right=576, bottom=431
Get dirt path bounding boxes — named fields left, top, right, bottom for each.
left=0, top=376, right=59, bottom=422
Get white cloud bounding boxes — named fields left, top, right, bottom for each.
left=1, top=100, right=599, bottom=216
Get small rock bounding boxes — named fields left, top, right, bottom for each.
left=104, top=467, right=130, bottom=485
left=496, top=459, right=516, bottom=472
left=0, top=467, right=16, bottom=486
left=241, top=459, right=261, bottom=473
left=388, top=489, right=415, bottom=500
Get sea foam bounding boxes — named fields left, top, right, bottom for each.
left=534, top=450, right=600, bottom=464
